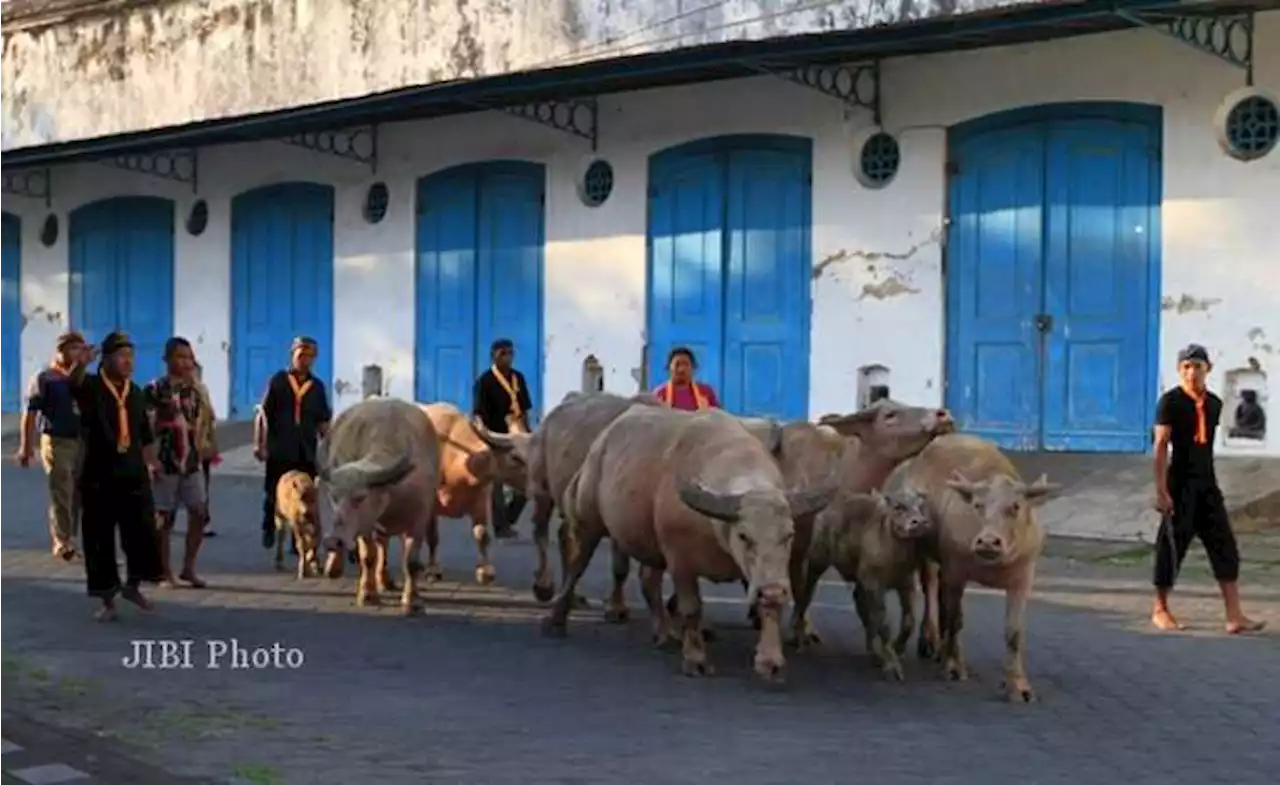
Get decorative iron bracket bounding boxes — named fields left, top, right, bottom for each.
left=747, top=60, right=881, bottom=125
left=281, top=125, right=379, bottom=172
left=500, top=99, right=599, bottom=151
left=100, top=149, right=199, bottom=192
left=2, top=167, right=52, bottom=206
left=1117, top=10, right=1255, bottom=85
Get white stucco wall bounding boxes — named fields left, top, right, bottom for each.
left=5, top=15, right=1279, bottom=454
left=1, top=0, right=1035, bottom=148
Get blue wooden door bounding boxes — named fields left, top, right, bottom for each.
left=723, top=149, right=811, bottom=419
left=2, top=213, right=21, bottom=413
left=946, top=107, right=1160, bottom=453
left=648, top=137, right=812, bottom=420
left=415, top=162, right=545, bottom=418
left=945, top=128, right=1046, bottom=450
left=69, top=197, right=175, bottom=386
left=648, top=151, right=726, bottom=400
left=1041, top=120, right=1159, bottom=452
left=230, top=183, right=335, bottom=420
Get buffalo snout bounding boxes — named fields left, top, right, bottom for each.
left=755, top=583, right=791, bottom=610
left=972, top=531, right=1006, bottom=561
left=932, top=409, right=956, bottom=434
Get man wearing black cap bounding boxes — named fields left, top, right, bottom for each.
left=1151, top=343, right=1264, bottom=634
left=73, top=331, right=164, bottom=621
left=473, top=338, right=532, bottom=539
left=254, top=336, right=332, bottom=551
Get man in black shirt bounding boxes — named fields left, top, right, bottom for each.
left=255, top=336, right=332, bottom=550
left=74, top=331, right=164, bottom=622
left=1152, top=344, right=1264, bottom=634
left=473, top=338, right=533, bottom=539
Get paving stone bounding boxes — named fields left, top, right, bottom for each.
left=6, top=765, right=89, bottom=785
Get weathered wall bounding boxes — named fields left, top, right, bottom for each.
left=4, top=16, right=1279, bottom=455
left=2, top=0, right=1044, bottom=149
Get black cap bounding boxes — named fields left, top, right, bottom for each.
left=291, top=336, right=318, bottom=352
left=100, top=331, right=134, bottom=356
left=1177, top=344, right=1210, bottom=364
left=490, top=338, right=513, bottom=354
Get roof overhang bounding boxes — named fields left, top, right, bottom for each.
left=0, top=0, right=1267, bottom=171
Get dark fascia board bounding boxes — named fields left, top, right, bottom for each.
left=2, top=0, right=1248, bottom=169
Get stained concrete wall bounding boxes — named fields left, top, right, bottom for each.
left=2, top=0, right=1041, bottom=149
left=4, top=17, right=1279, bottom=456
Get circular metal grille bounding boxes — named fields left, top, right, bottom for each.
left=582, top=160, right=614, bottom=207
left=859, top=132, right=901, bottom=187
left=1225, top=95, right=1279, bottom=160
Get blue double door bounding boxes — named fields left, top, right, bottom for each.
left=415, top=162, right=545, bottom=418
left=69, top=197, right=176, bottom=386
left=647, top=136, right=813, bottom=421
left=946, top=108, right=1161, bottom=452
left=230, top=183, right=335, bottom=419
left=2, top=212, right=22, bottom=412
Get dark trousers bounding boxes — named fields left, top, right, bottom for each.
left=1154, top=484, right=1241, bottom=589
left=81, top=481, right=162, bottom=599
left=490, top=481, right=528, bottom=532
left=263, top=459, right=316, bottom=533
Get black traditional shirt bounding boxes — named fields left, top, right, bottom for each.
left=261, top=370, right=332, bottom=464
left=474, top=367, right=532, bottom=434
left=74, top=373, right=155, bottom=486
left=1156, top=386, right=1223, bottom=488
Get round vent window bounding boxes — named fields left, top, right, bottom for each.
left=364, top=182, right=390, bottom=224
left=1223, top=94, right=1279, bottom=161
left=580, top=160, right=614, bottom=207
left=186, top=199, right=209, bottom=236
left=857, top=132, right=901, bottom=188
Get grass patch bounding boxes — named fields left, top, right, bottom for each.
left=151, top=705, right=280, bottom=742
left=231, top=763, right=281, bottom=785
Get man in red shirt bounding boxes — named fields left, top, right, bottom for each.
left=653, top=347, right=719, bottom=412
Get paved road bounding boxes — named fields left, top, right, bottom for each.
left=3, top=464, right=1279, bottom=785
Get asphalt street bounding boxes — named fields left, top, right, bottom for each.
left=3, top=463, right=1278, bottom=785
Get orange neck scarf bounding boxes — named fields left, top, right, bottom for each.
left=663, top=380, right=708, bottom=411
left=102, top=375, right=132, bottom=452
left=1181, top=384, right=1208, bottom=445
left=288, top=372, right=313, bottom=425
left=491, top=365, right=523, bottom=421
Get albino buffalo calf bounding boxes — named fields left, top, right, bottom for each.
left=793, top=483, right=934, bottom=681
left=904, top=433, right=1061, bottom=702
left=274, top=470, right=323, bottom=580
left=548, top=406, right=835, bottom=682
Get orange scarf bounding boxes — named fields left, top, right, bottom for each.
left=491, top=365, right=523, bottom=422
left=288, top=373, right=314, bottom=425
left=1181, top=385, right=1208, bottom=444
left=662, top=380, right=708, bottom=411
left=102, top=376, right=132, bottom=452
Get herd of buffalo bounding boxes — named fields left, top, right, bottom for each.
left=276, top=391, right=1062, bottom=703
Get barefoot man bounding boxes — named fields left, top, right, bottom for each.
left=75, top=331, right=164, bottom=621
left=1152, top=344, right=1265, bottom=635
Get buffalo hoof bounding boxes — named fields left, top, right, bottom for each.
left=475, top=565, right=496, bottom=585
left=681, top=659, right=715, bottom=678
left=531, top=582, right=555, bottom=603
left=356, top=592, right=382, bottom=608
left=882, top=660, right=906, bottom=682
left=400, top=602, right=421, bottom=617
left=603, top=605, right=629, bottom=624
left=379, top=579, right=399, bottom=593
left=540, top=616, right=568, bottom=638
left=572, top=593, right=591, bottom=609
left=917, top=636, right=937, bottom=660
left=1001, top=680, right=1037, bottom=704
left=424, top=564, right=445, bottom=583
left=944, top=658, right=968, bottom=682
left=754, top=663, right=786, bottom=685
